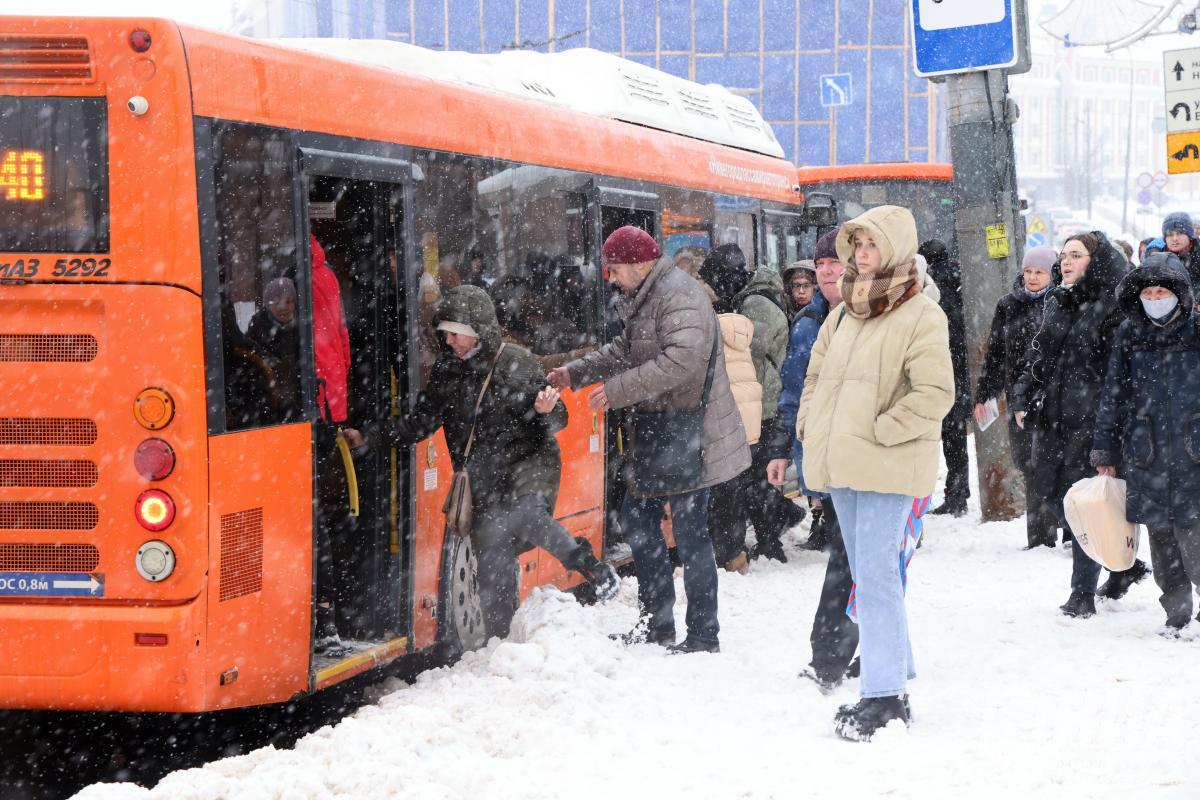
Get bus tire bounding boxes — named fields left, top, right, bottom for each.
left=436, top=533, right=487, bottom=662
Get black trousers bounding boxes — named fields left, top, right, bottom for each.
left=315, top=425, right=349, bottom=608
left=807, top=504, right=859, bottom=682
left=1009, top=418, right=1057, bottom=548
left=1147, top=524, right=1200, bottom=622
left=942, top=416, right=970, bottom=503
left=708, top=441, right=797, bottom=564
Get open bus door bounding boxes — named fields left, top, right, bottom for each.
left=586, top=181, right=660, bottom=559
left=296, top=148, right=414, bottom=686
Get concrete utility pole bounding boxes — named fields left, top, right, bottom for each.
left=945, top=69, right=1026, bottom=521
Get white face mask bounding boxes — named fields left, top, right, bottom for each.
left=1141, top=294, right=1179, bottom=320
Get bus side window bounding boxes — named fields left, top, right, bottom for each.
left=212, top=122, right=302, bottom=431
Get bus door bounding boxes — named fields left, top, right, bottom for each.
left=761, top=204, right=806, bottom=271
left=297, top=149, right=412, bottom=649
left=585, top=182, right=659, bottom=554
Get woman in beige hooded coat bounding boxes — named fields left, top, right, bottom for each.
left=798, top=205, right=954, bottom=740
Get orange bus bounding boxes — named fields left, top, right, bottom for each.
left=0, top=17, right=816, bottom=712
left=794, top=162, right=956, bottom=255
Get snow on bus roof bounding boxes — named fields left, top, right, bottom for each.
left=269, top=38, right=785, bottom=160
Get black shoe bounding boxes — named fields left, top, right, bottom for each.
left=666, top=636, right=720, bottom=655
left=930, top=498, right=967, bottom=517
left=1165, top=613, right=1191, bottom=632
left=1060, top=590, right=1096, bottom=618
left=609, top=616, right=674, bottom=646
left=1022, top=540, right=1056, bottom=551
left=1097, top=559, right=1150, bottom=601
left=833, top=696, right=910, bottom=741
left=798, top=665, right=840, bottom=694
left=801, top=509, right=828, bottom=551
left=574, top=551, right=621, bottom=603
left=751, top=538, right=788, bottom=563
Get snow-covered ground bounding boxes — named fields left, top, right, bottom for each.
left=75, top=480, right=1199, bottom=799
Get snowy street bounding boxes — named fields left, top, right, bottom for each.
left=76, top=485, right=1199, bottom=800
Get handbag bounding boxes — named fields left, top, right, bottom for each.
left=630, top=330, right=720, bottom=496
left=442, top=343, right=506, bottom=537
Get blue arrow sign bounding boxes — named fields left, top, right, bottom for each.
left=820, top=73, right=852, bottom=107
left=0, top=572, right=104, bottom=597
left=910, top=0, right=1020, bottom=77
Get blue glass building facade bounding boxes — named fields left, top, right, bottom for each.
left=252, top=0, right=946, bottom=166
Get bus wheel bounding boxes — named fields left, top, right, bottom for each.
left=438, top=534, right=487, bottom=660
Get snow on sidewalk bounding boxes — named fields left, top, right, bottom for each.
left=75, top=509, right=1198, bottom=800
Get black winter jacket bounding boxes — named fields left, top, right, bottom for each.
left=1012, top=231, right=1128, bottom=473
left=919, top=241, right=971, bottom=424
left=1092, top=254, right=1200, bottom=527
left=974, top=273, right=1054, bottom=407
left=383, top=285, right=567, bottom=509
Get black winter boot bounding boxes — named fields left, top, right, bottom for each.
left=667, top=636, right=720, bottom=654
left=751, top=537, right=788, bottom=563
left=801, top=508, right=828, bottom=551
left=571, top=544, right=620, bottom=603
left=833, top=696, right=910, bottom=741
left=930, top=497, right=967, bottom=517
left=1059, top=590, right=1096, bottom=618
left=1097, top=559, right=1151, bottom=601
left=610, top=615, right=674, bottom=647
left=314, top=602, right=348, bottom=655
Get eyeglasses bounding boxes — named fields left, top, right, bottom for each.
left=1059, top=251, right=1089, bottom=262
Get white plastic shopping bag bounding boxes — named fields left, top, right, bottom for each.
left=1062, top=475, right=1140, bottom=571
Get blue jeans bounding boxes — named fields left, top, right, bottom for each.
left=828, top=487, right=917, bottom=698
left=621, top=488, right=718, bottom=644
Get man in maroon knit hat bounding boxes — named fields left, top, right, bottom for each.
left=548, top=226, right=750, bottom=653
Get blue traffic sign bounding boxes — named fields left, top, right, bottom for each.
left=910, top=0, right=1022, bottom=78
left=1137, top=190, right=1152, bottom=206
left=819, top=73, right=852, bottom=107
left=0, top=572, right=104, bottom=597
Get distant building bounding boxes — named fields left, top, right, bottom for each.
left=1009, top=23, right=1176, bottom=215
left=231, top=0, right=948, bottom=167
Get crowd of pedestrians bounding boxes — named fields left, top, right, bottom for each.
left=405, top=202, right=1200, bottom=743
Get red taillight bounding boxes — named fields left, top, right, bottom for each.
left=134, top=438, right=175, bottom=481
left=134, top=633, right=168, bottom=646
left=135, top=489, right=175, bottom=531
left=129, top=30, right=152, bottom=53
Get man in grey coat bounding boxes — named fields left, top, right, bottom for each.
left=548, top=226, right=750, bottom=653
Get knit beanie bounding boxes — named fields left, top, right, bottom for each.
left=1162, top=211, right=1194, bottom=238
left=601, top=226, right=661, bottom=265
left=814, top=228, right=839, bottom=263
left=1022, top=245, right=1056, bottom=276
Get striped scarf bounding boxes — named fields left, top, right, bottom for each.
left=839, top=258, right=920, bottom=320
left=846, top=496, right=930, bottom=623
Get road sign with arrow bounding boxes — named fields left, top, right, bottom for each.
left=1165, top=48, right=1200, bottom=173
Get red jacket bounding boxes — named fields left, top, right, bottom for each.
left=311, top=236, right=351, bottom=422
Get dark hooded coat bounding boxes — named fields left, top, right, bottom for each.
left=1012, top=231, right=1128, bottom=473
left=1092, top=254, right=1200, bottom=527
left=383, top=285, right=568, bottom=508
left=975, top=272, right=1055, bottom=406
left=918, top=240, right=971, bottom=424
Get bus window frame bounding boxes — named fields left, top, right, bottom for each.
left=761, top=202, right=805, bottom=270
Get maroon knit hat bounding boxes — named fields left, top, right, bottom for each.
left=602, top=226, right=661, bottom=266
left=814, top=228, right=840, bottom=263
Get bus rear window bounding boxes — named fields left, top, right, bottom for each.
left=0, top=96, right=109, bottom=253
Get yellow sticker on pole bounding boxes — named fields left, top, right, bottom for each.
left=985, top=224, right=1009, bottom=259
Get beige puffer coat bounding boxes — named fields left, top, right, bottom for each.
left=718, top=313, right=762, bottom=445
left=798, top=205, right=954, bottom=498
left=566, top=258, right=751, bottom=495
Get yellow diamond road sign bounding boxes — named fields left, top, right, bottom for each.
left=1165, top=48, right=1200, bottom=173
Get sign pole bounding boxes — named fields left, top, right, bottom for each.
left=945, top=68, right=1027, bottom=522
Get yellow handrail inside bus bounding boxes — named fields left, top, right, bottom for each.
left=336, top=429, right=360, bottom=517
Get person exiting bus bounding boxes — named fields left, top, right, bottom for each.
left=548, top=226, right=750, bottom=654
left=311, top=235, right=362, bottom=655
left=380, top=285, right=619, bottom=642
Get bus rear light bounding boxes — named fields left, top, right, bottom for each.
left=134, top=633, right=168, bottom=646
left=134, top=387, right=174, bottom=430
left=135, top=538, right=176, bottom=582
left=134, top=438, right=175, bottom=481
left=135, top=490, right=175, bottom=532
left=129, top=30, right=152, bottom=53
